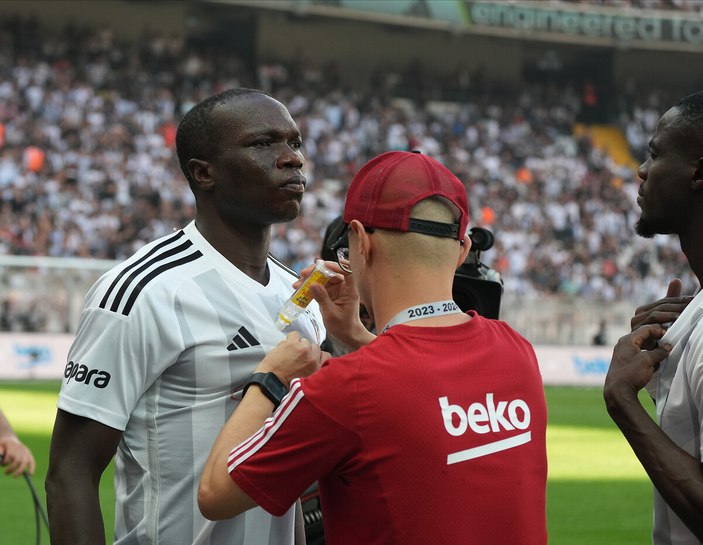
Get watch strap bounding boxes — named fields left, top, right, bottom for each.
left=242, top=372, right=289, bottom=409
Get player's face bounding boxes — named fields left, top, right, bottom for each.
left=635, top=107, right=698, bottom=239
left=208, top=94, right=306, bottom=228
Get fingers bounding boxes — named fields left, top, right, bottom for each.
left=626, top=325, right=672, bottom=368
left=639, top=344, right=671, bottom=370
left=292, top=261, right=344, bottom=290
left=282, top=332, right=317, bottom=354
left=628, top=323, right=669, bottom=350
left=633, top=296, right=692, bottom=318
left=606, top=324, right=673, bottom=395
left=262, top=332, right=324, bottom=386
left=5, top=456, right=23, bottom=477
left=666, top=278, right=683, bottom=298
left=630, top=278, right=693, bottom=332
left=291, top=332, right=312, bottom=349
left=614, top=323, right=669, bottom=361
left=284, top=331, right=301, bottom=342
left=319, top=350, right=333, bottom=365
left=630, top=305, right=689, bottom=331
left=633, top=278, right=687, bottom=312
left=292, top=265, right=316, bottom=290
left=0, top=442, right=35, bottom=477
left=290, top=333, right=320, bottom=361
left=308, top=282, right=332, bottom=307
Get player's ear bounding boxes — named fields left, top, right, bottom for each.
left=456, top=234, right=472, bottom=269
left=693, top=156, right=703, bottom=188
left=189, top=159, right=214, bottom=190
left=350, top=220, right=372, bottom=263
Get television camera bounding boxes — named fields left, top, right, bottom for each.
left=452, top=227, right=503, bottom=319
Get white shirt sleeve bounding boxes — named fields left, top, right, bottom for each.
left=58, top=288, right=184, bottom=431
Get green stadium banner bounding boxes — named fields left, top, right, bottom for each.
left=233, top=0, right=703, bottom=51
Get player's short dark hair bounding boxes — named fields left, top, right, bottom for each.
left=175, top=88, right=270, bottom=184
left=673, top=91, right=703, bottom=153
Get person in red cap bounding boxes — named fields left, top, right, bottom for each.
left=199, top=150, right=548, bottom=545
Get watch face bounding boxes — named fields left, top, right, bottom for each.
left=264, top=373, right=288, bottom=401
left=244, top=372, right=289, bottom=408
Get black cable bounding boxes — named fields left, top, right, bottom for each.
left=24, top=470, right=50, bottom=529
left=29, top=473, right=41, bottom=545
left=1, top=453, right=50, bottom=544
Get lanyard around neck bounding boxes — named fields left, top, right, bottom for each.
left=382, top=300, right=464, bottom=333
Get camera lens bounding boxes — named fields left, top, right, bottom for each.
left=468, top=228, right=494, bottom=251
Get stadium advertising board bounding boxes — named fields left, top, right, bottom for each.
left=534, top=345, right=613, bottom=387
left=0, top=333, right=74, bottom=380
left=238, top=0, right=703, bottom=51
left=467, top=1, right=703, bottom=48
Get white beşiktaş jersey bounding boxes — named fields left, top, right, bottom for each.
left=57, top=220, right=324, bottom=545
left=645, top=288, right=703, bottom=545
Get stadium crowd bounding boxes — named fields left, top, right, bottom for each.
left=0, top=14, right=697, bottom=332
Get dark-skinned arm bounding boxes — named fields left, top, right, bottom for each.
left=604, top=324, right=703, bottom=540
left=45, top=409, right=122, bottom=545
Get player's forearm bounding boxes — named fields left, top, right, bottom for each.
left=46, top=476, right=106, bottom=545
left=605, top=391, right=703, bottom=539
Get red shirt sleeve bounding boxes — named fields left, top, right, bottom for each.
left=228, top=377, right=361, bottom=516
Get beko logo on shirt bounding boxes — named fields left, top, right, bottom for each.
left=439, top=393, right=530, bottom=435
left=439, top=393, right=532, bottom=465
left=64, top=361, right=111, bottom=388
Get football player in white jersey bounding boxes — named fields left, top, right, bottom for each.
left=605, top=90, right=703, bottom=545
left=46, top=88, right=325, bottom=545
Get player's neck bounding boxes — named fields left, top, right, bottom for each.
left=678, top=229, right=703, bottom=287
left=195, top=218, right=271, bottom=284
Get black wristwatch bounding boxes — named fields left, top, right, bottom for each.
left=242, top=372, right=289, bottom=409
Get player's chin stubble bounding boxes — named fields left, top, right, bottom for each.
left=634, top=216, right=656, bottom=239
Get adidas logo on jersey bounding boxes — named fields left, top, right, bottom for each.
left=227, top=326, right=261, bottom=351
left=439, top=393, right=532, bottom=465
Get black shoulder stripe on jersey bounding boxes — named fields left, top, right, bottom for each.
left=99, top=230, right=186, bottom=309
left=121, top=250, right=203, bottom=316
left=268, top=253, right=300, bottom=279
left=107, top=240, right=196, bottom=313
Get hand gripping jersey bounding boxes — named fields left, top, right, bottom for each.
left=229, top=313, right=548, bottom=545
left=57, top=221, right=324, bottom=545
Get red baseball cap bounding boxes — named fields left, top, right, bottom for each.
left=343, top=150, right=469, bottom=240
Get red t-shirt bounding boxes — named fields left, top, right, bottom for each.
left=230, top=313, right=548, bottom=545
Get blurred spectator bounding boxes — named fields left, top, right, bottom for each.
left=592, top=318, right=608, bottom=346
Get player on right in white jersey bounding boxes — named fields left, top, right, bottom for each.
left=604, top=90, right=703, bottom=545
left=45, top=88, right=325, bottom=545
